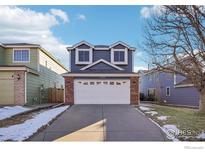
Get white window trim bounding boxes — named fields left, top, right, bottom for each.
left=111, top=48, right=128, bottom=65
left=13, top=48, right=30, bottom=63
left=75, top=48, right=93, bottom=65
left=24, top=72, right=27, bottom=103
left=166, top=86, right=171, bottom=96
left=174, top=73, right=176, bottom=85
left=174, top=84, right=194, bottom=88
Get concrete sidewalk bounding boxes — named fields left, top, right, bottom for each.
left=30, top=105, right=167, bottom=141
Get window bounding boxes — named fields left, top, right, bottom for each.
left=148, top=88, right=156, bottom=97
left=13, top=49, right=29, bottom=62
left=148, top=88, right=156, bottom=101
left=75, top=48, right=92, bottom=64
left=114, top=51, right=124, bottom=62
left=166, top=87, right=170, bottom=96
left=79, top=50, right=89, bottom=62
left=111, top=48, right=128, bottom=64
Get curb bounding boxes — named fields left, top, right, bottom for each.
left=135, top=108, right=169, bottom=141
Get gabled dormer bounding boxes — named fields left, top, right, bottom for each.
left=67, top=41, right=135, bottom=73
left=73, top=41, right=94, bottom=65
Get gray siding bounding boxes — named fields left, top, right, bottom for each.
left=140, top=71, right=199, bottom=107
left=71, top=47, right=133, bottom=73
left=83, top=62, right=123, bottom=73
left=0, top=46, right=5, bottom=65
left=26, top=65, right=64, bottom=104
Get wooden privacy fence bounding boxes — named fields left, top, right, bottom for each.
left=48, top=87, right=64, bottom=103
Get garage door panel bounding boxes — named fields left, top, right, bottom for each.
left=0, top=72, right=15, bottom=105
left=74, top=79, right=130, bottom=104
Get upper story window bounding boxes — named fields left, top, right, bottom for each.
left=75, top=48, right=93, bottom=64
left=114, top=51, right=125, bottom=62
left=111, top=48, right=128, bottom=65
left=13, top=49, right=30, bottom=62
left=79, top=50, right=90, bottom=62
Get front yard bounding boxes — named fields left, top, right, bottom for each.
left=137, top=104, right=205, bottom=141
left=0, top=105, right=69, bottom=141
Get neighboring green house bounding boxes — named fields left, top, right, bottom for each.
left=0, top=43, right=68, bottom=105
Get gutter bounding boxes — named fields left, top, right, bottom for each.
left=62, top=73, right=139, bottom=77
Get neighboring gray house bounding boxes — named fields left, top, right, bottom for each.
left=139, top=69, right=199, bottom=107
left=63, top=41, right=139, bottom=105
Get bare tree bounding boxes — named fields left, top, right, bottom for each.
left=144, top=5, right=205, bottom=113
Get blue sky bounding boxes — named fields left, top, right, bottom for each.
left=0, top=5, right=153, bottom=70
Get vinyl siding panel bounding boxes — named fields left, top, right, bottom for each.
left=70, top=49, right=133, bottom=73
left=83, top=62, right=123, bottom=73
left=140, top=72, right=199, bottom=107
left=4, top=48, right=38, bottom=70
left=27, top=73, right=40, bottom=104
left=26, top=65, right=65, bottom=104
left=39, top=49, right=67, bottom=74
left=162, top=86, right=199, bottom=106
left=0, top=46, right=5, bottom=65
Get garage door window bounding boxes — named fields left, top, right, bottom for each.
left=13, top=49, right=30, bottom=62
left=110, top=82, right=115, bottom=85
left=90, top=82, right=95, bottom=85
left=116, top=82, right=121, bottom=85
left=83, top=82, right=88, bottom=85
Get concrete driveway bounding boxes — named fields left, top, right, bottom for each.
left=30, top=105, right=167, bottom=141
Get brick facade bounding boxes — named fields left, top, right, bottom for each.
left=64, top=76, right=74, bottom=105
left=14, top=71, right=25, bottom=105
left=130, top=76, right=139, bottom=105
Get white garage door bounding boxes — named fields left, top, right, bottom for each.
left=74, top=79, right=130, bottom=104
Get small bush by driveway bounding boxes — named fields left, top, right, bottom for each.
left=137, top=104, right=205, bottom=141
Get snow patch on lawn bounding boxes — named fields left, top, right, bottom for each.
left=139, top=106, right=152, bottom=111
left=145, top=111, right=158, bottom=116
left=157, top=116, right=170, bottom=121
left=162, top=124, right=180, bottom=141
left=197, top=131, right=205, bottom=139
left=0, top=106, right=69, bottom=141
left=0, top=106, right=31, bottom=120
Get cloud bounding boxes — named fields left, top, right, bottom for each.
left=0, top=6, right=70, bottom=68
left=50, top=9, right=69, bottom=23
left=140, top=7, right=151, bottom=19
left=140, top=6, right=164, bottom=19
left=135, top=51, right=143, bottom=58
left=134, top=66, right=148, bottom=72
left=77, top=14, right=86, bottom=21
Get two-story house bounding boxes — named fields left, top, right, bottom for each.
left=0, top=43, right=68, bottom=105
left=139, top=69, right=199, bottom=107
left=63, top=41, right=139, bottom=105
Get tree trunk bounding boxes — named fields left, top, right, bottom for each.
left=199, top=89, right=205, bottom=114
